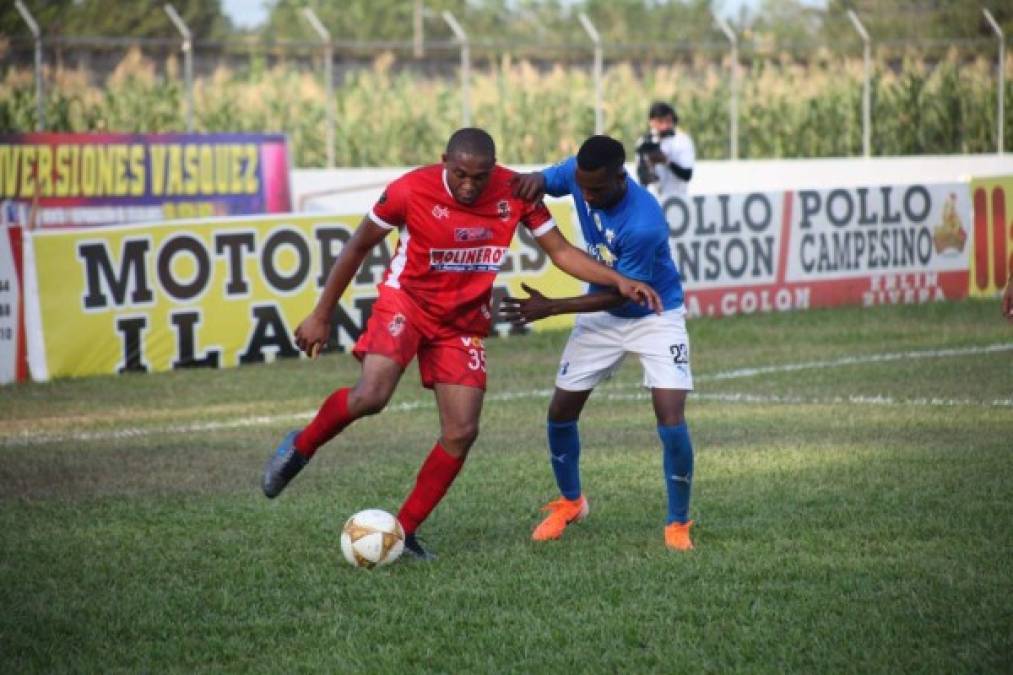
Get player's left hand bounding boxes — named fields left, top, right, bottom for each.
left=501, top=283, right=555, bottom=325
left=617, top=277, right=662, bottom=314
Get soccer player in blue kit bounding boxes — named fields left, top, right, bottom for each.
left=504, top=135, right=696, bottom=550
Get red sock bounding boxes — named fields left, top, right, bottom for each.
left=397, top=443, right=465, bottom=536
left=294, top=388, right=353, bottom=458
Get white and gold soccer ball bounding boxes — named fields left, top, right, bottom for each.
left=340, top=509, right=405, bottom=569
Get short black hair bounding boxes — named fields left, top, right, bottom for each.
left=446, top=127, right=496, bottom=160
left=649, top=101, right=678, bottom=123
left=576, top=135, right=626, bottom=173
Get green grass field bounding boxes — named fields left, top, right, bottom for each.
left=2, top=300, right=1011, bottom=673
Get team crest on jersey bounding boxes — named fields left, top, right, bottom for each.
left=432, top=204, right=450, bottom=220
left=388, top=312, right=407, bottom=337
left=454, top=227, right=494, bottom=242
left=497, top=200, right=512, bottom=221
left=591, top=243, right=616, bottom=267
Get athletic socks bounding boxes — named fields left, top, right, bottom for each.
left=547, top=420, right=582, bottom=500
left=658, top=423, right=694, bottom=524
left=397, top=443, right=465, bottom=536
left=294, top=387, right=353, bottom=459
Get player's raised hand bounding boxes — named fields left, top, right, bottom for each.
left=294, top=311, right=330, bottom=358
left=616, top=278, right=662, bottom=314
left=501, top=283, right=556, bottom=325
left=510, top=172, right=546, bottom=202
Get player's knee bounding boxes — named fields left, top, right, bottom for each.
left=657, top=410, right=685, bottom=426
left=442, top=421, right=479, bottom=450
left=547, top=404, right=580, bottom=424
left=348, top=386, right=392, bottom=416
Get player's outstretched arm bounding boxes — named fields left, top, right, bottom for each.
left=295, top=216, right=391, bottom=355
left=501, top=283, right=624, bottom=325
left=534, top=228, right=661, bottom=313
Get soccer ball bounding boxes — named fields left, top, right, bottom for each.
left=340, top=509, right=405, bottom=569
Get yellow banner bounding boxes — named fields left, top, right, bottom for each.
left=968, top=175, right=1013, bottom=297
left=29, top=206, right=581, bottom=379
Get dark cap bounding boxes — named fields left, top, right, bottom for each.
left=649, top=101, right=678, bottom=122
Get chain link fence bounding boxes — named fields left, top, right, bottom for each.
left=2, top=10, right=1009, bottom=166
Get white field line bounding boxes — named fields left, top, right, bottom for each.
left=3, top=343, right=1010, bottom=448
left=699, top=342, right=1013, bottom=382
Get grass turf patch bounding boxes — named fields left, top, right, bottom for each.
left=1, top=299, right=1010, bottom=672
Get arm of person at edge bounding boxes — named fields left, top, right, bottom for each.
left=529, top=226, right=661, bottom=314
left=294, top=216, right=390, bottom=354
left=501, top=282, right=625, bottom=326
left=1003, top=273, right=1013, bottom=323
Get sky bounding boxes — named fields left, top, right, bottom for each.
left=221, top=0, right=829, bottom=30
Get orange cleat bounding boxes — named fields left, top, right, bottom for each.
left=531, top=495, right=589, bottom=541
left=664, top=520, right=694, bottom=551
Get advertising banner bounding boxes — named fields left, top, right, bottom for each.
left=0, top=132, right=292, bottom=229
left=661, top=183, right=971, bottom=317
left=23, top=206, right=581, bottom=381
left=968, top=175, right=1013, bottom=298
left=0, top=226, right=26, bottom=384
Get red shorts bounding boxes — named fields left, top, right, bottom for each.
left=352, top=287, right=487, bottom=390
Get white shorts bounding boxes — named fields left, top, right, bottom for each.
left=555, top=307, right=693, bottom=392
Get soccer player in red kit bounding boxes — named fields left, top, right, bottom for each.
left=262, top=128, right=660, bottom=560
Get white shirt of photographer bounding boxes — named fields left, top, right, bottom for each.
left=647, top=130, right=695, bottom=202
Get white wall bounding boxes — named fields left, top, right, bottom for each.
left=291, top=154, right=1013, bottom=213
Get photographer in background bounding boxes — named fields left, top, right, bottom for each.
left=635, top=101, right=695, bottom=201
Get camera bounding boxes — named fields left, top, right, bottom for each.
left=635, top=129, right=673, bottom=185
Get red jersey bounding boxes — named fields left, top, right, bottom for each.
left=369, top=164, right=555, bottom=336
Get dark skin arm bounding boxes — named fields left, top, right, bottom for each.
left=501, top=283, right=629, bottom=326
left=294, top=215, right=391, bottom=354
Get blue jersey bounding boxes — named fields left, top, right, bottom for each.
left=542, top=156, right=684, bottom=318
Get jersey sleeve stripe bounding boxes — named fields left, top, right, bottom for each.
left=529, top=219, right=557, bottom=238
left=368, top=209, right=398, bottom=230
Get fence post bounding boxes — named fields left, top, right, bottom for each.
left=14, top=0, right=43, bottom=131
left=164, top=4, right=194, bottom=132
left=846, top=10, right=871, bottom=158
left=413, top=0, right=424, bottom=58
left=442, top=11, right=471, bottom=128
left=713, top=13, right=738, bottom=160
left=578, top=13, right=604, bottom=135
left=983, top=8, right=1005, bottom=154
left=302, top=8, right=335, bottom=168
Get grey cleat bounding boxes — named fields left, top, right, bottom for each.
left=403, top=534, right=437, bottom=562
left=262, top=430, right=308, bottom=498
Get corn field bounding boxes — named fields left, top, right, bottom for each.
left=1, top=47, right=1009, bottom=166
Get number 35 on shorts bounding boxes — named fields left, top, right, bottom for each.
left=462, top=336, right=487, bottom=372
